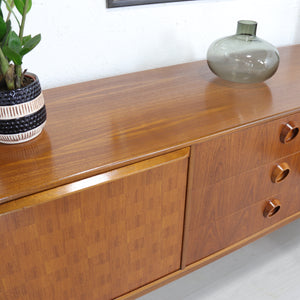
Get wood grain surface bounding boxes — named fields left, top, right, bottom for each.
left=0, top=147, right=189, bottom=214
left=185, top=112, right=300, bottom=187
left=0, top=149, right=189, bottom=300
left=182, top=144, right=300, bottom=266
left=1, top=45, right=300, bottom=203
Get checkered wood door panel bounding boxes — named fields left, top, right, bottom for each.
left=0, top=150, right=188, bottom=300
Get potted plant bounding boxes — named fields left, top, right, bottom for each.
left=0, top=0, right=45, bottom=144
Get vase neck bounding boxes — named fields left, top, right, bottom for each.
left=236, top=20, right=257, bottom=36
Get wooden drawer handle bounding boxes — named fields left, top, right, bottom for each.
left=263, top=199, right=281, bottom=218
left=271, top=163, right=290, bottom=183
left=280, top=122, right=299, bottom=144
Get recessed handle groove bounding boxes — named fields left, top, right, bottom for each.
left=271, top=163, right=290, bottom=183
left=263, top=199, right=281, bottom=218
left=280, top=122, right=299, bottom=144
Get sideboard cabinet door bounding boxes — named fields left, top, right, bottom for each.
left=0, top=148, right=189, bottom=300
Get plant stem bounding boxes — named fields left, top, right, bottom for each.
left=0, top=48, right=14, bottom=89
left=6, top=10, right=12, bottom=22
left=3, top=0, right=21, bottom=27
left=15, top=65, right=21, bottom=88
left=19, top=0, right=29, bottom=43
left=15, top=0, right=29, bottom=88
left=0, top=48, right=9, bottom=74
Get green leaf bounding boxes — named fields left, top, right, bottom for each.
left=1, top=20, right=11, bottom=47
left=20, top=33, right=41, bottom=56
left=14, top=0, right=32, bottom=15
left=0, top=17, right=6, bottom=41
left=3, top=46, right=22, bottom=65
left=6, top=31, right=21, bottom=53
left=22, top=34, right=31, bottom=45
left=3, top=31, right=22, bottom=65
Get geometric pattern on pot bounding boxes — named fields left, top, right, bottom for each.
left=0, top=121, right=46, bottom=144
left=0, top=74, right=47, bottom=144
left=0, top=105, right=47, bottom=134
left=0, top=75, right=42, bottom=106
left=0, top=93, right=45, bottom=119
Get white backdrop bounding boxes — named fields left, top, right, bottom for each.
left=23, top=0, right=300, bottom=89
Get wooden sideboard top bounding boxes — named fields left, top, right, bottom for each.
left=1, top=45, right=300, bottom=204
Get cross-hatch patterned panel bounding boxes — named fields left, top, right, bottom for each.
left=0, top=157, right=188, bottom=300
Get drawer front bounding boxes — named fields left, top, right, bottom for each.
left=192, top=112, right=300, bottom=187
left=183, top=147, right=300, bottom=266
left=185, top=190, right=300, bottom=265
left=188, top=152, right=300, bottom=230
left=0, top=148, right=189, bottom=300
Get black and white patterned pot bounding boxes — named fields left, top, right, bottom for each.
left=0, top=73, right=46, bottom=144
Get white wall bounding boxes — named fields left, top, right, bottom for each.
left=23, top=0, right=300, bottom=89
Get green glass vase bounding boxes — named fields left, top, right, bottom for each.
left=207, top=20, right=280, bottom=83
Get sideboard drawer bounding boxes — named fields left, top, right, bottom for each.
left=188, top=152, right=300, bottom=229
left=184, top=189, right=300, bottom=265
left=183, top=147, right=300, bottom=266
left=192, top=112, right=300, bottom=187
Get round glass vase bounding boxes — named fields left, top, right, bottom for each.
left=207, top=20, right=280, bottom=83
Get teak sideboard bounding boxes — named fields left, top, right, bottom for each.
left=1, top=45, right=300, bottom=300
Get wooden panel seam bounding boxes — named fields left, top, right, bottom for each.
left=181, top=144, right=197, bottom=269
